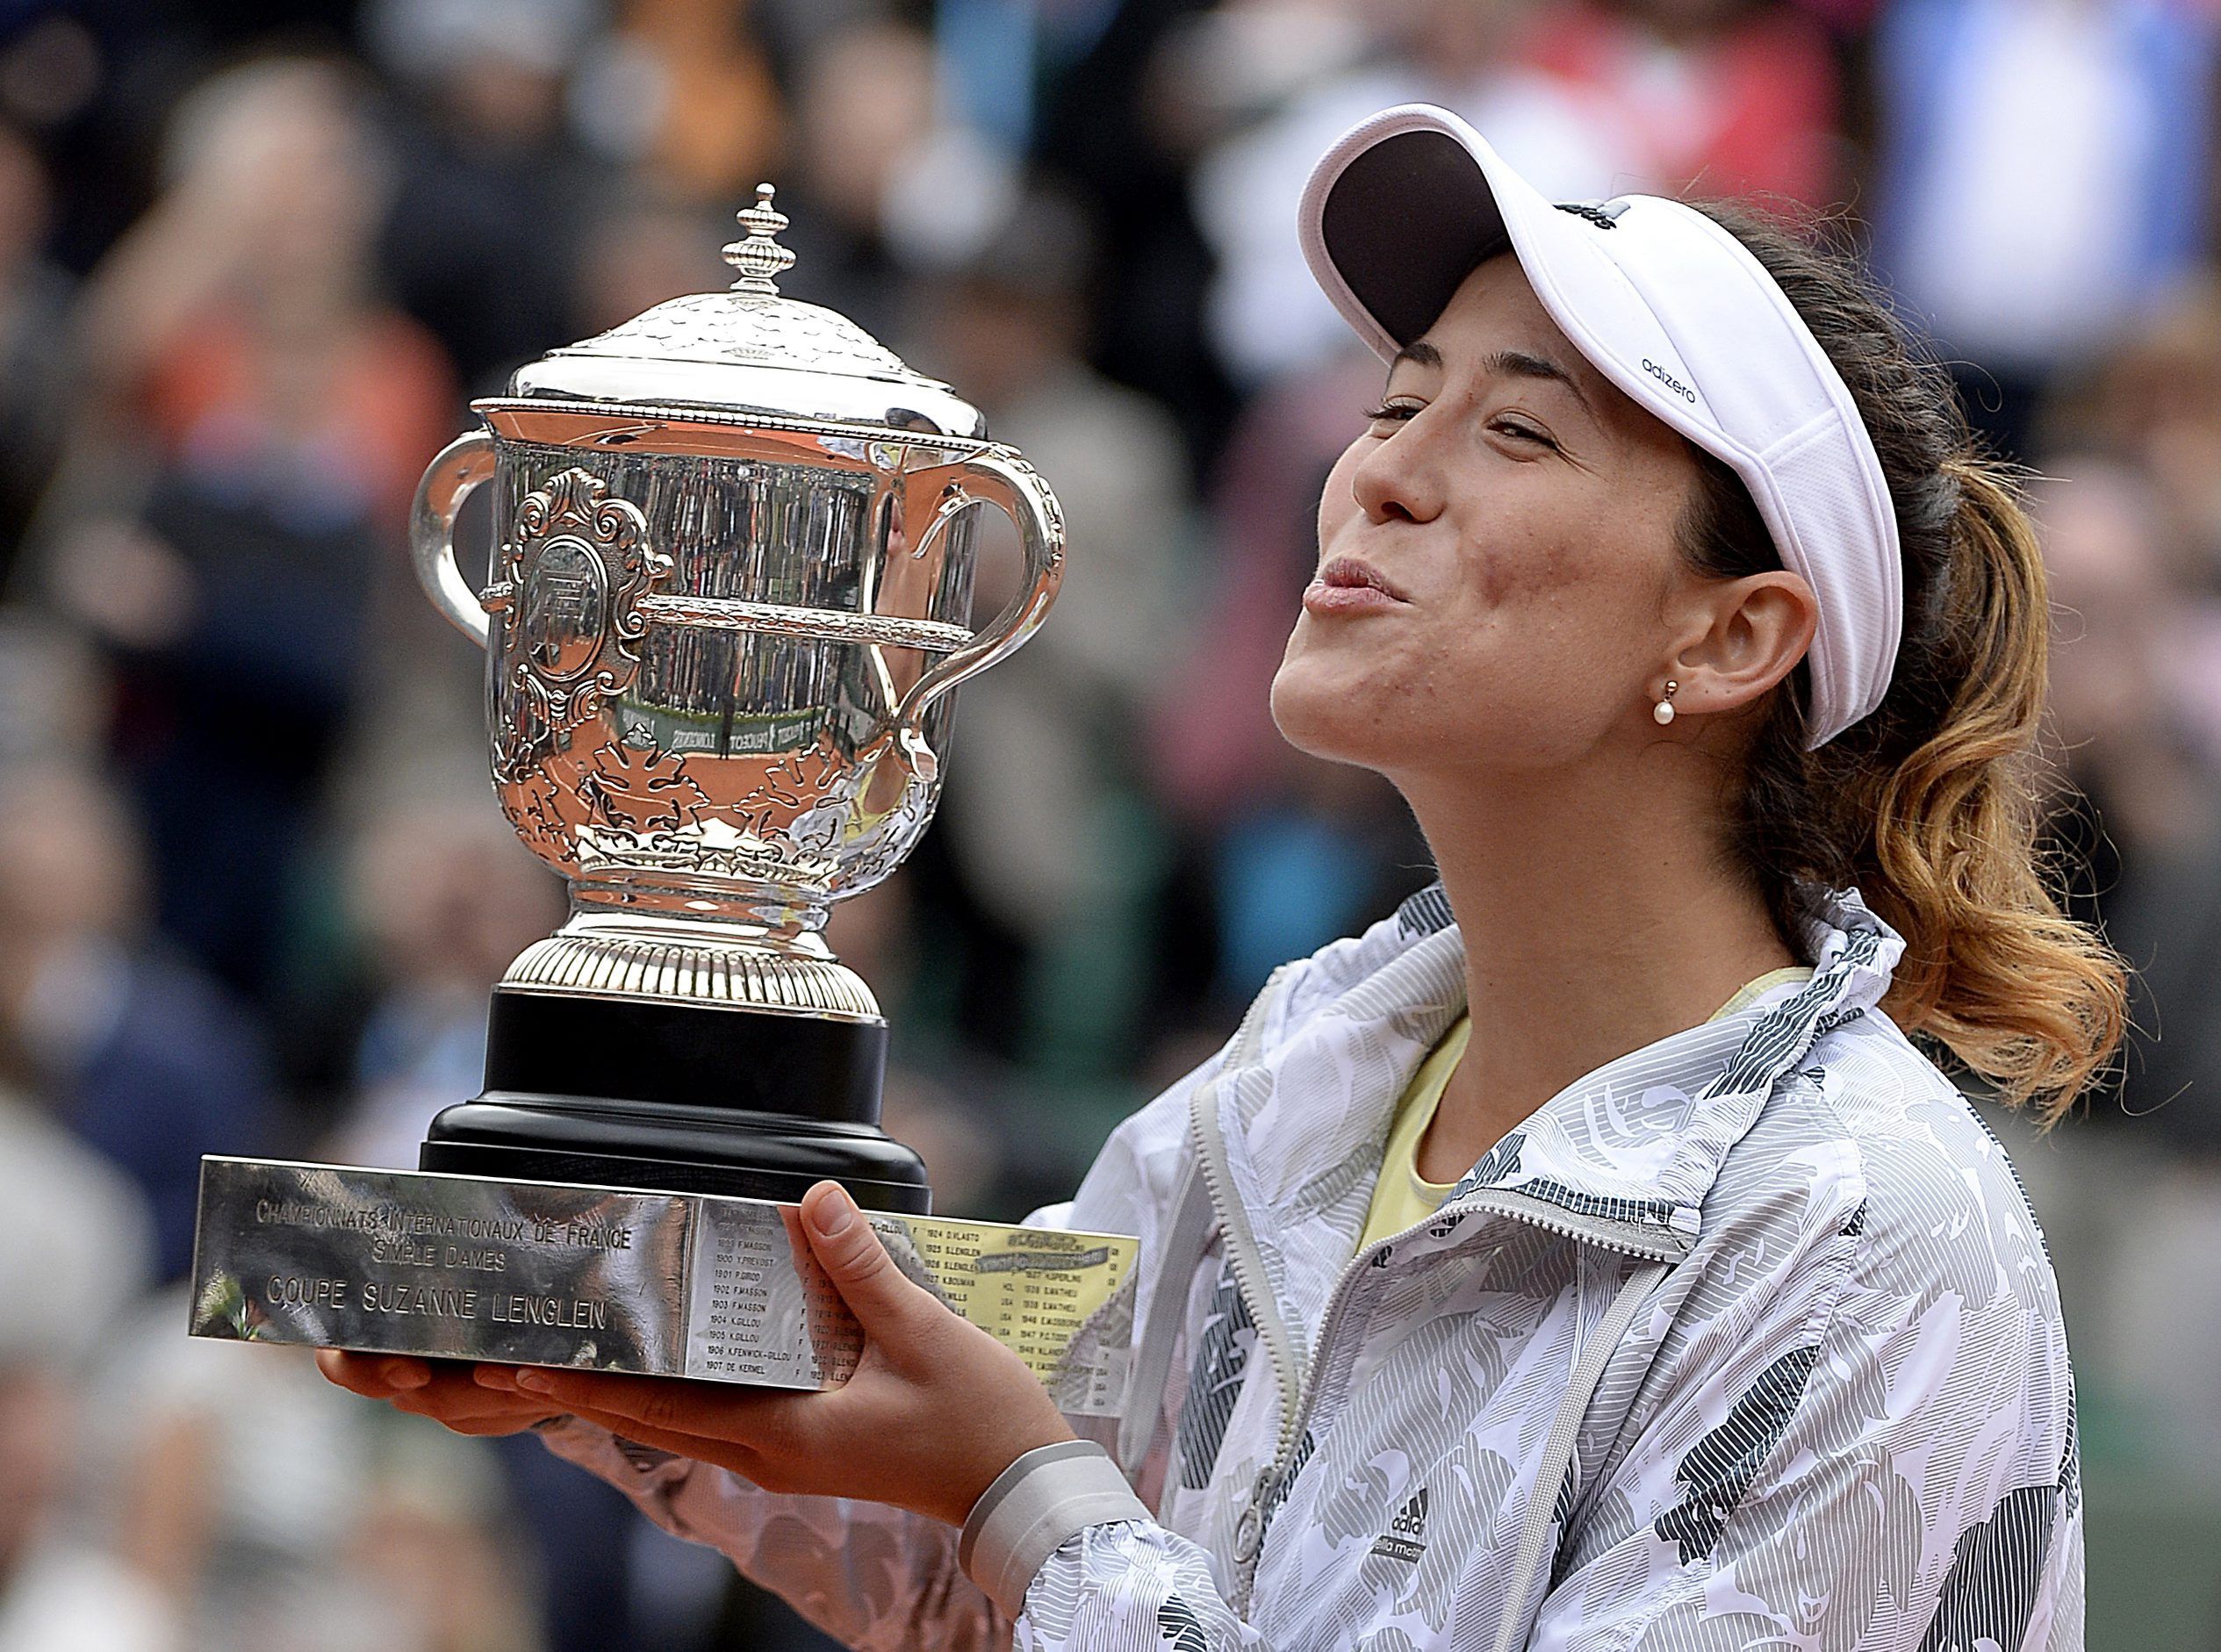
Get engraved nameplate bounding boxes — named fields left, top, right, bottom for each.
left=188, top=1158, right=1138, bottom=1419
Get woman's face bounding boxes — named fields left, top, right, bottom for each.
left=1272, top=255, right=1720, bottom=778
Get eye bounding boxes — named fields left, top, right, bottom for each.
left=1491, top=417, right=1559, bottom=450
left=1362, top=400, right=1422, bottom=428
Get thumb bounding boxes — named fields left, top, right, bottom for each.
left=799, top=1182, right=944, bottom=1339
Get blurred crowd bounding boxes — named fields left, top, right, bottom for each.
left=3, top=0, right=2221, bottom=1647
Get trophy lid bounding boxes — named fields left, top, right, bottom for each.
left=504, top=184, right=987, bottom=439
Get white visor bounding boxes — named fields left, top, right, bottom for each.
left=1297, top=104, right=1901, bottom=751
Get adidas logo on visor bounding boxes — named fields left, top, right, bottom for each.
left=1642, top=358, right=1698, bottom=404
left=1554, top=201, right=1627, bottom=229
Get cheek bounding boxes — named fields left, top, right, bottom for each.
left=1463, top=513, right=1573, bottom=610
left=1463, top=466, right=1686, bottom=633
left=1436, top=481, right=1629, bottom=663
left=1416, top=517, right=1676, bottom=737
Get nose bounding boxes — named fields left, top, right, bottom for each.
left=1348, top=419, right=1446, bottom=526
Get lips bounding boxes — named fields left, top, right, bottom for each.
left=1317, top=556, right=1406, bottom=600
left=1302, top=555, right=1409, bottom=618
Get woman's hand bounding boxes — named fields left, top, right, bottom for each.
left=317, top=1349, right=562, bottom=1435
left=319, top=1182, right=1079, bottom=1527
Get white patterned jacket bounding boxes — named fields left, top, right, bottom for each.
left=538, top=880, right=2082, bottom=1651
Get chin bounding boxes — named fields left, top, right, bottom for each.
left=1269, top=657, right=1398, bottom=769
left=1273, top=655, right=1602, bottom=777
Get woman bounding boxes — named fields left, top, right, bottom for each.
left=323, top=106, right=2124, bottom=1649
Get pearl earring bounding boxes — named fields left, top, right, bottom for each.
left=1652, top=680, right=1679, bottom=725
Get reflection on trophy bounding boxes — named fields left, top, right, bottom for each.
left=406, top=183, right=1063, bottom=1214
left=183, top=187, right=1134, bottom=1412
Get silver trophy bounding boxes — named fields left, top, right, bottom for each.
left=185, top=191, right=1128, bottom=1409
left=402, top=185, right=1064, bottom=1213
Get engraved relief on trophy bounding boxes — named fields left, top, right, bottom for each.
left=521, top=534, right=608, bottom=681
left=487, top=465, right=666, bottom=751
left=579, top=735, right=711, bottom=836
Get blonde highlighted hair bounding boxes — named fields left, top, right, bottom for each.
left=1681, top=208, right=2130, bottom=1125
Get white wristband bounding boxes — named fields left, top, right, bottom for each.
left=959, top=1440, right=1151, bottom=1618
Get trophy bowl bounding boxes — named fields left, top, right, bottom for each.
left=400, top=186, right=1064, bottom=1210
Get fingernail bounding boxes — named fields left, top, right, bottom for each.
left=514, top=1369, right=552, bottom=1392
left=810, top=1184, right=855, bottom=1238
left=385, top=1360, right=428, bottom=1390
left=474, top=1367, right=515, bottom=1390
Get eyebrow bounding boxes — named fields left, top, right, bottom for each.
left=1390, top=340, right=1443, bottom=373
left=1389, top=340, right=1596, bottom=418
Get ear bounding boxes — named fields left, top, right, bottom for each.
left=1666, top=571, right=1818, bottom=717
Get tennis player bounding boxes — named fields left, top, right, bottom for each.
left=324, top=104, right=2125, bottom=1651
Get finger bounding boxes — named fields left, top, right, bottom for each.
left=386, top=1386, right=551, bottom=1429
left=318, top=1355, right=548, bottom=1435
left=438, top=1413, right=561, bottom=1438
left=797, top=1182, right=944, bottom=1341
left=514, top=1368, right=834, bottom=1469
left=469, top=1366, right=573, bottom=1424
left=318, top=1350, right=430, bottom=1396
left=317, top=1349, right=373, bottom=1392
left=507, top=1366, right=796, bottom=1443
left=380, top=1362, right=539, bottom=1418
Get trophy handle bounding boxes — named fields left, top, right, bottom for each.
left=410, top=429, right=500, bottom=648
left=891, top=447, right=1065, bottom=773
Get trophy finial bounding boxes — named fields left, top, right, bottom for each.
left=723, top=183, right=797, bottom=296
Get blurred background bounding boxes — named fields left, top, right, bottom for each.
left=0, top=0, right=2217, bottom=1646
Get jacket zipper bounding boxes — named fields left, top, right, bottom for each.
left=1275, top=1191, right=1684, bottom=1477
left=1193, top=1043, right=1687, bottom=1610
left=1187, top=966, right=1305, bottom=1453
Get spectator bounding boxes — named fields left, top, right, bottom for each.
left=1524, top=0, right=1846, bottom=206
left=45, top=54, right=457, bottom=1002
left=0, top=607, right=109, bottom=771
left=1186, top=0, right=1844, bottom=388
left=0, top=763, right=279, bottom=1282
left=0, top=1095, right=168, bottom=1652
left=2050, top=277, right=2221, bottom=586
left=769, top=18, right=944, bottom=343
left=1870, top=0, right=2221, bottom=456
left=2024, top=457, right=2221, bottom=1496
left=568, top=0, right=786, bottom=205
left=327, top=792, right=564, bottom=1171
left=910, top=184, right=1198, bottom=1073
left=2031, top=460, right=2221, bottom=1152
left=0, top=121, right=73, bottom=593
left=367, top=0, right=607, bottom=391
left=100, top=1301, right=541, bottom=1652
left=1186, top=0, right=1624, bottom=387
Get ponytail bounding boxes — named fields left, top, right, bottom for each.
left=1681, top=210, right=2130, bottom=1124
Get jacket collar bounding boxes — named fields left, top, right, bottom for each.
left=1208, top=880, right=1905, bottom=1271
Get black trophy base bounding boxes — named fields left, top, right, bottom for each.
left=419, top=989, right=931, bottom=1214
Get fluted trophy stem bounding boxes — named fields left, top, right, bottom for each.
left=501, top=905, right=882, bottom=1024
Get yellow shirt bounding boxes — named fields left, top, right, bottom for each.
left=1355, top=966, right=1815, bottom=1252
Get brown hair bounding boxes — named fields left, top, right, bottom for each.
left=1678, top=204, right=2129, bottom=1124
